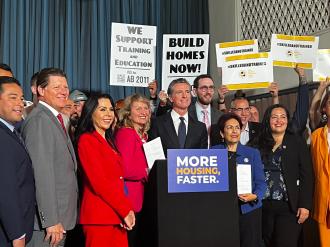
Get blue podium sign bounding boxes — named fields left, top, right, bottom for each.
left=167, top=149, right=229, bottom=193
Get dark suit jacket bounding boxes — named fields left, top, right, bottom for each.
left=148, top=111, right=208, bottom=156
left=0, top=121, right=35, bottom=245
left=263, top=133, right=314, bottom=212
left=188, top=104, right=223, bottom=146
left=248, top=121, right=262, bottom=143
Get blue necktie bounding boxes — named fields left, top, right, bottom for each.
left=178, top=117, right=186, bottom=148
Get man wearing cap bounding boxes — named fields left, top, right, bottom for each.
left=68, top=90, right=87, bottom=138
left=69, top=90, right=87, bottom=118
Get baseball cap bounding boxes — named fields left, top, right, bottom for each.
left=69, top=90, right=88, bottom=102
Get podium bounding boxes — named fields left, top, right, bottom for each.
left=142, top=160, right=240, bottom=247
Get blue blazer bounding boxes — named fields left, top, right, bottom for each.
left=211, top=143, right=266, bottom=214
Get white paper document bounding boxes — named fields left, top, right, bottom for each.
left=236, top=164, right=252, bottom=194
left=143, top=137, right=165, bottom=169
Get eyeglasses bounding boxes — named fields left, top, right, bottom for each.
left=198, top=86, right=215, bottom=92
left=225, top=125, right=241, bottom=131
left=231, top=107, right=250, bottom=113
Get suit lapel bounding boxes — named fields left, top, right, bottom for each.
left=0, top=121, right=30, bottom=155
left=38, top=104, right=77, bottom=168
left=188, top=104, right=198, bottom=122
left=320, top=126, right=330, bottom=176
left=185, top=115, right=197, bottom=148
left=163, top=112, right=180, bottom=148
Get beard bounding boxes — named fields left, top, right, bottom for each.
left=198, top=94, right=212, bottom=105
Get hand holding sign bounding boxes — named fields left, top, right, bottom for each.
left=148, top=80, right=158, bottom=98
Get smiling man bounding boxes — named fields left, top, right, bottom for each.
left=0, top=77, right=35, bottom=247
left=21, top=68, right=78, bottom=247
left=190, top=74, right=222, bottom=146
left=149, top=78, right=208, bottom=156
left=230, top=97, right=262, bottom=145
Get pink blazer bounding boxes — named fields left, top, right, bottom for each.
left=115, top=127, right=148, bottom=212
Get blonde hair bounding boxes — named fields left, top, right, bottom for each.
left=118, top=94, right=151, bottom=133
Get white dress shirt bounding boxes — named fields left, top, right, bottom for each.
left=240, top=122, right=250, bottom=145
left=171, top=110, right=188, bottom=135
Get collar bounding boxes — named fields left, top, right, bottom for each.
left=39, top=101, right=60, bottom=117
left=244, top=122, right=250, bottom=132
left=171, top=109, right=188, bottom=122
left=195, top=101, right=211, bottom=114
left=0, top=117, right=15, bottom=132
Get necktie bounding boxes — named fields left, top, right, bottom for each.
left=57, top=113, right=67, bottom=135
left=178, top=117, right=186, bottom=148
left=13, top=128, right=28, bottom=150
left=202, top=109, right=210, bottom=132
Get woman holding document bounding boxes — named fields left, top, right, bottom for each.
left=115, top=94, right=151, bottom=247
left=211, top=113, right=266, bottom=247
left=250, top=104, right=314, bottom=247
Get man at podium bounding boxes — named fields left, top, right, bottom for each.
left=149, top=78, right=208, bottom=155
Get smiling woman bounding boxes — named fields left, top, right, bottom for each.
left=115, top=94, right=151, bottom=247
left=250, top=104, right=314, bottom=247
left=75, top=93, right=135, bottom=247
left=211, top=112, right=266, bottom=247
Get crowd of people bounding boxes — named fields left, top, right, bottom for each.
left=0, top=61, right=329, bottom=247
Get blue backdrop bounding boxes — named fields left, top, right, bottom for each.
left=0, top=0, right=209, bottom=100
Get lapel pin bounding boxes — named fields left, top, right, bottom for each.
left=283, top=145, right=286, bottom=149
left=244, top=158, right=249, bottom=163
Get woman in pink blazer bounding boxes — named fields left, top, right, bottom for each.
left=115, top=94, right=151, bottom=247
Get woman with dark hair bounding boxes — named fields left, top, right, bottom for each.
left=250, top=104, right=314, bottom=247
left=75, top=93, right=135, bottom=247
left=211, top=113, right=266, bottom=247
left=115, top=94, right=151, bottom=247
left=310, top=89, right=330, bottom=247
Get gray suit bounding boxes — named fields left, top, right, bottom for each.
left=21, top=103, right=78, bottom=246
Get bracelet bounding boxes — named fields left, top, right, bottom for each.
left=218, top=99, right=225, bottom=104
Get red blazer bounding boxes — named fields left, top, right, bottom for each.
left=78, top=131, right=132, bottom=225
left=115, top=127, right=148, bottom=212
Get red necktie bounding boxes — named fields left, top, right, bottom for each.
left=57, top=113, right=67, bottom=135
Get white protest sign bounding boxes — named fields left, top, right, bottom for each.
left=110, top=22, right=157, bottom=87
left=161, top=34, right=209, bottom=90
left=222, top=52, right=273, bottom=90
left=215, top=39, right=258, bottom=68
left=271, top=34, right=319, bottom=69
left=313, top=49, right=330, bottom=81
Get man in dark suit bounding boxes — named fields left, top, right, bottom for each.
left=22, top=68, right=78, bottom=247
left=0, top=76, right=35, bottom=247
left=149, top=78, right=208, bottom=156
left=229, top=96, right=262, bottom=145
left=189, top=74, right=223, bottom=146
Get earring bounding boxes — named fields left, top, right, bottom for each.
left=321, top=113, right=328, bottom=122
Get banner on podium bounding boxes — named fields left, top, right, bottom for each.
left=167, top=149, right=228, bottom=193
